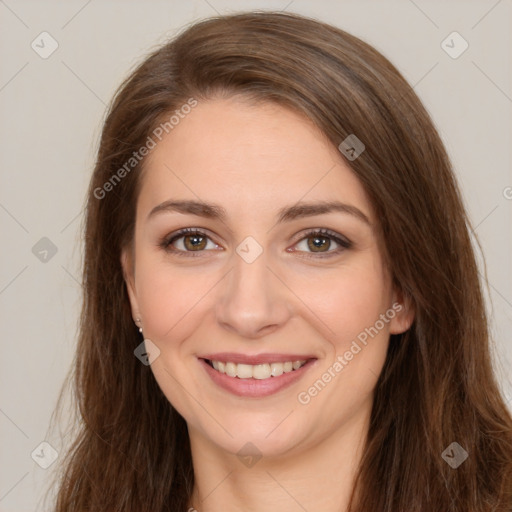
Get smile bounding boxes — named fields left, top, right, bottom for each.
left=199, top=356, right=317, bottom=398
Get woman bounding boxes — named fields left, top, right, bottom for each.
left=48, top=11, right=512, bottom=511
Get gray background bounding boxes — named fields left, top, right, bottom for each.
left=0, top=1, right=511, bottom=510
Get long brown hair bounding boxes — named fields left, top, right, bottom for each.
left=46, top=11, right=512, bottom=511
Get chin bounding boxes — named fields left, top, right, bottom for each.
left=203, top=411, right=309, bottom=460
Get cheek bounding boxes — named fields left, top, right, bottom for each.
left=332, top=279, right=388, bottom=342
left=291, top=259, right=391, bottom=349
left=135, top=262, right=211, bottom=343
left=294, top=269, right=392, bottom=428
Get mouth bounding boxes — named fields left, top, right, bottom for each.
left=198, top=354, right=317, bottom=398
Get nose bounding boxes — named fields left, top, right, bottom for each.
left=215, top=248, right=292, bottom=339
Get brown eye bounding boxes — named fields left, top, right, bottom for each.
left=307, top=235, right=331, bottom=252
left=182, top=233, right=207, bottom=251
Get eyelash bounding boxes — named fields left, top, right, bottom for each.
left=158, top=227, right=352, bottom=259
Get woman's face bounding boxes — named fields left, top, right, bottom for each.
left=122, top=97, right=414, bottom=458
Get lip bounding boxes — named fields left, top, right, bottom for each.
left=199, top=352, right=317, bottom=365
left=199, top=356, right=318, bottom=398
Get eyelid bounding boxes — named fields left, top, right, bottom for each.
left=159, top=227, right=221, bottom=257
left=159, top=227, right=352, bottom=258
left=288, top=228, right=352, bottom=258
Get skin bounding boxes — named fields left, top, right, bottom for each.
left=121, top=96, right=414, bottom=512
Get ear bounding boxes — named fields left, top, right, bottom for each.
left=121, top=246, right=141, bottom=322
left=388, top=286, right=415, bottom=335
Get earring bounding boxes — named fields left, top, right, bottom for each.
left=135, top=317, right=142, bottom=334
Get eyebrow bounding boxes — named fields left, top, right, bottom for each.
left=147, top=199, right=371, bottom=226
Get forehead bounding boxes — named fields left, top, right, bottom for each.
left=137, top=97, right=373, bottom=222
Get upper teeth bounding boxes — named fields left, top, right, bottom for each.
left=211, top=360, right=307, bottom=379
